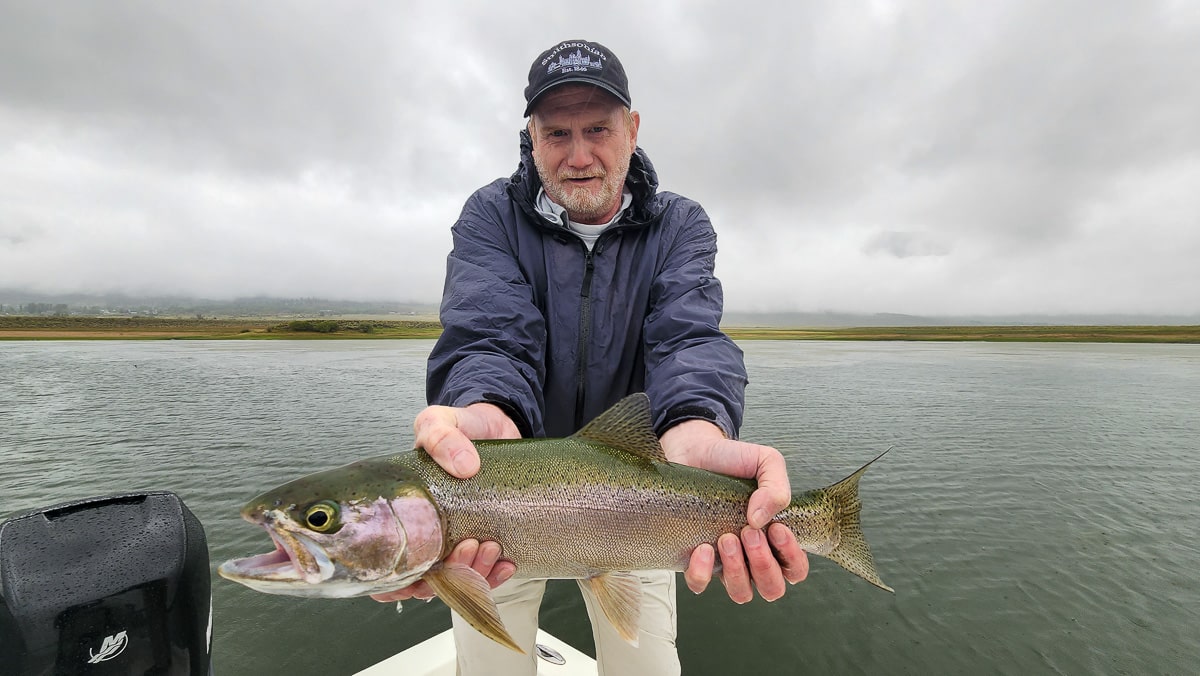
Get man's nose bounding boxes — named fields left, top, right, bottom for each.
left=566, top=138, right=594, bottom=168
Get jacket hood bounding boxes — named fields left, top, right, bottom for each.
left=507, top=129, right=662, bottom=230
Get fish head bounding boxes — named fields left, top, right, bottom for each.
left=218, top=457, right=445, bottom=598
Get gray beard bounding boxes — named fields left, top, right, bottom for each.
left=534, top=154, right=630, bottom=224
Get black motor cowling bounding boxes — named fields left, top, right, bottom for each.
left=0, top=492, right=212, bottom=675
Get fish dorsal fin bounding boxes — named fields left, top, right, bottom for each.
left=572, top=393, right=669, bottom=464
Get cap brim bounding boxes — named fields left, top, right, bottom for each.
left=523, top=78, right=631, bottom=117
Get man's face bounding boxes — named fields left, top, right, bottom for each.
left=529, top=85, right=640, bottom=225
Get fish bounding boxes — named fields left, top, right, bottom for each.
left=218, top=393, right=892, bottom=652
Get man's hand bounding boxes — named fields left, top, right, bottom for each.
left=371, top=402, right=521, bottom=604
left=660, top=419, right=809, bottom=602
left=369, top=539, right=515, bottom=603
left=413, top=402, right=521, bottom=478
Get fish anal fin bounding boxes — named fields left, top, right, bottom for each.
left=572, top=393, right=669, bottom=464
left=423, top=563, right=524, bottom=653
left=586, top=571, right=643, bottom=646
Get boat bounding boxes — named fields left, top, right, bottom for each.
left=356, top=628, right=596, bottom=676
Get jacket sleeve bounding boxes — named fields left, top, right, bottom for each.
left=643, top=199, right=747, bottom=438
left=425, top=185, right=546, bottom=438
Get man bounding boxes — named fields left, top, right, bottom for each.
left=374, top=40, right=808, bottom=675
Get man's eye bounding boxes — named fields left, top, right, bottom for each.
left=588, top=126, right=607, bottom=134
left=549, top=130, right=568, bottom=137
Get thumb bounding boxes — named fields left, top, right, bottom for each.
left=415, top=408, right=481, bottom=479
left=440, top=434, right=481, bottom=479
left=746, top=449, right=791, bottom=529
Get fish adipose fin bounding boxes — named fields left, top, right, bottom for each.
left=424, top=563, right=524, bottom=653
left=585, top=571, right=643, bottom=646
left=809, top=450, right=895, bottom=593
left=572, top=393, right=669, bottom=463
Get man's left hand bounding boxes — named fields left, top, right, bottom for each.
left=660, top=419, right=809, bottom=602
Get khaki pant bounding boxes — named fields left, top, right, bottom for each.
left=452, top=570, right=680, bottom=676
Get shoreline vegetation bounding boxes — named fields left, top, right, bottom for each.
left=2, top=316, right=1198, bottom=343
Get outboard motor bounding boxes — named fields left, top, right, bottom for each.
left=0, top=492, right=213, bottom=675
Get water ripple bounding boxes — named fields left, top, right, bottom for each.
left=2, top=340, right=1198, bottom=675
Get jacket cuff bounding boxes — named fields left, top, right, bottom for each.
left=473, top=393, right=533, bottom=439
left=657, top=405, right=735, bottom=440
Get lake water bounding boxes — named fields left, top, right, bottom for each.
left=1, top=340, right=1198, bottom=675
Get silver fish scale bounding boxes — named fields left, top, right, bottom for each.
left=397, top=437, right=759, bottom=579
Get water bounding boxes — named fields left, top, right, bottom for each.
left=1, top=340, right=1198, bottom=675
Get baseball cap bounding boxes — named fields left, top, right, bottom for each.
left=523, top=40, right=631, bottom=117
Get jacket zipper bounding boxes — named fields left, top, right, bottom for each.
left=574, top=246, right=595, bottom=431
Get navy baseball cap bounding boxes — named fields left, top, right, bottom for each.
left=523, top=40, right=631, bottom=117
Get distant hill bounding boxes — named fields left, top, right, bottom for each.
left=0, top=291, right=439, bottom=318
left=722, top=311, right=1200, bottom=327
left=2, top=291, right=1195, bottom=326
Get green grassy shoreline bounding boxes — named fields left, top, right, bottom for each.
left=2, top=316, right=1199, bottom=343
left=723, top=325, right=1200, bottom=343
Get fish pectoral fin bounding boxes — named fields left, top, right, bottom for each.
left=585, top=571, right=643, bottom=646
left=424, top=563, right=524, bottom=654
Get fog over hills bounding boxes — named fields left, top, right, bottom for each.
left=3, top=291, right=1196, bottom=327
left=4, top=3, right=1199, bottom=319
left=721, top=311, right=1200, bottom=327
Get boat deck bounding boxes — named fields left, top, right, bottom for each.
left=355, top=629, right=597, bottom=676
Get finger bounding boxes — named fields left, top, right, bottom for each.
left=475, top=540, right=501, bottom=572
left=768, top=523, right=809, bottom=584
left=746, top=450, right=791, bottom=528
left=370, top=589, right=411, bottom=602
left=446, top=538, right=481, bottom=566
left=742, top=527, right=786, bottom=602
left=457, top=539, right=515, bottom=589
left=473, top=541, right=516, bottom=588
left=370, top=579, right=433, bottom=603
left=486, top=561, right=517, bottom=588
left=408, top=581, right=436, bottom=601
left=717, top=533, right=753, bottom=604
left=684, top=543, right=716, bottom=594
left=417, top=423, right=481, bottom=479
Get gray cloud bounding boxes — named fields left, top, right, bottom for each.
left=2, top=0, right=1198, bottom=315
left=862, top=231, right=951, bottom=259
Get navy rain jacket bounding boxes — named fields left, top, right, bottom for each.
left=427, top=130, right=747, bottom=439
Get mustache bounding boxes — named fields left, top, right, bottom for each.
left=558, top=170, right=605, bottom=180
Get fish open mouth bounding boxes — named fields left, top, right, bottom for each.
left=218, top=526, right=333, bottom=584
left=221, top=537, right=294, bottom=578
left=219, top=529, right=300, bottom=581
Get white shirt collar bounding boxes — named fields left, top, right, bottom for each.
left=535, top=187, right=633, bottom=232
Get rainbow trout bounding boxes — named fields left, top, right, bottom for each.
left=219, top=393, right=892, bottom=652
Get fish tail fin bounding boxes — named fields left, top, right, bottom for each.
left=800, top=449, right=894, bottom=593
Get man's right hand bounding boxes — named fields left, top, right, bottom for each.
left=413, top=402, right=522, bottom=478
left=370, top=538, right=515, bottom=602
left=370, top=402, right=521, bottom=604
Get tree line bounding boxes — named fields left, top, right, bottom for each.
left=0, top=303, right=70, bottom=315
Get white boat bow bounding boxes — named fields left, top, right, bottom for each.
left=355, top=629, right=597, bottom=676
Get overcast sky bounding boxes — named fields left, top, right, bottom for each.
left=2, top=1, right=1197, bottom=316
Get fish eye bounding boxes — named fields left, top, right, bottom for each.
left=304, top=501, right=339, bottom=532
